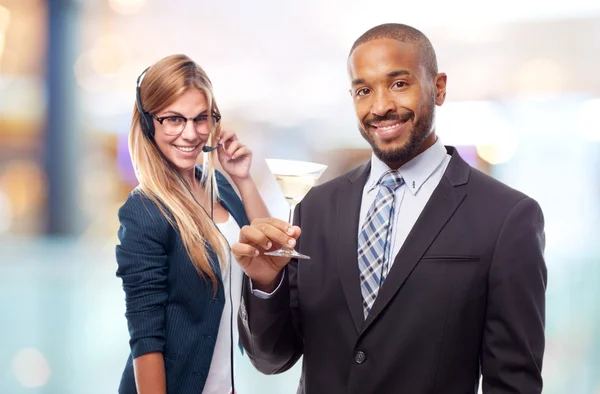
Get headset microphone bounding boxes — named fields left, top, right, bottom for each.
left=202, top=145, right=218, bottom=153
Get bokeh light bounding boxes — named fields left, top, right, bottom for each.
left=11, top=348, right=51, bottom=388
left=108, top=0, right=146, bottom=15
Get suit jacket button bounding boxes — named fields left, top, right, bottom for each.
left=355, top=351, right=366, bottom=364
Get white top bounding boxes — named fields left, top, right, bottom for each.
left=358, top=138, right=450, bottom=268
left=202, top=214, right=243, bottom=394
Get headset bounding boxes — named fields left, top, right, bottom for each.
left=135, top=67, right=220, bottom=152
left=135, top=66, right=236, bottom=393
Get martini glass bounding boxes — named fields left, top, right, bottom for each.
left=264, top=158, right=327, bottom=260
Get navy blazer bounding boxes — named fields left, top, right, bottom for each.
left=116, top=168, right=250, bottom=393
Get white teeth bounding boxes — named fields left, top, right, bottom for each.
left=175, top=145, right=196, bottom=152
left=379, top=123, right=400, bottom=131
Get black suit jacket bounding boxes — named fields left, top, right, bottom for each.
left=239, top=147, right=547, bottom=394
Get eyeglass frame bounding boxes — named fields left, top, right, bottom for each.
left=149, top=112, right=222, bottom=136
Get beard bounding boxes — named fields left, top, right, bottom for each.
left=359, top=93, right=436, bottom=165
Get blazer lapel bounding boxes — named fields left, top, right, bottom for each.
left=337, top=162, right=371, bottom=333
left=361, top=147, right=471, bottom=334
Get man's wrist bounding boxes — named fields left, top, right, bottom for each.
left=253, top=272, right=283, bottom=293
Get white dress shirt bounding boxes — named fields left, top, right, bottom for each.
left=360, top=138, right=450, bottom=268
left=253, top=138, right=450, bottom=298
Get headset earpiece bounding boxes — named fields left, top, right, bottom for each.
left=135, top=67, right=155, bottom=139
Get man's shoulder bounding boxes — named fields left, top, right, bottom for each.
left=465, top=165, right=535, bottom=211
left=445, top=147, right=536, bottom=211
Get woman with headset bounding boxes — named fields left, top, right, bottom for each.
left=115, top=54, right=268, bottom=393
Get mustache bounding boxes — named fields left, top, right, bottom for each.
left=365, top=111, right=414, bottom=127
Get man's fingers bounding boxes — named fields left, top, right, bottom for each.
left=232, top=242, right=259, bottom=261
left=239, top=225, right=273, bottom=250
left=252, top=217, right=301, bottom=237
left=252, top=221, right=298, bottom=248
left=240, top=219, right=301, bottom=249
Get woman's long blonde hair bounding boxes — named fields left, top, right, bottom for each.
left=129, top=54, right=226, bottom=291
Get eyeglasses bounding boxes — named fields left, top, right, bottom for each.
left=150, top=112, right=221, bottom=136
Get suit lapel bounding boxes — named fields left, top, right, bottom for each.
left=361, top=147, right=471, bottom=334
left=337, top=162, right=371, bottom=333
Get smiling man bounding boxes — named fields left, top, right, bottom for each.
left=349, top=30, right=441, bottom=169
left=234, top=23, right=547, bottom=394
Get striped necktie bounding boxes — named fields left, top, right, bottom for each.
left=357, top=170, right=404, bottom=318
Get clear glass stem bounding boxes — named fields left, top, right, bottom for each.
left=288, top=203, right=297, bottom=226
left=264, top=202, right=310, bottom=260
left=279, top=203, right=297, bottom=252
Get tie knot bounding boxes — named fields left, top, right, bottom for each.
left=378, top=170, right=404, bottom=191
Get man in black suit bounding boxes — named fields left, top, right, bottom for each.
left=233, top=23, right=547, bottom=394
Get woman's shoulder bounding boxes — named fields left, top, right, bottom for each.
left=118, top=187, right=172, bottom=230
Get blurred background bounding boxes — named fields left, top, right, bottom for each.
left=0, top=0, right=599, bottom=393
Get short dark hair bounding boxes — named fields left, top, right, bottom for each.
left=349, top=23, right=438, bottom=78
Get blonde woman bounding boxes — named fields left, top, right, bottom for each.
left=116, top=54, right=268, bottom=394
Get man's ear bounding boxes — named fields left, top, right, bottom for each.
left=434, top=73, right=447, bottom=106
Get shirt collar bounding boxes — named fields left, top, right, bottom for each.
left=367, top=138, right=447, bottom=195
